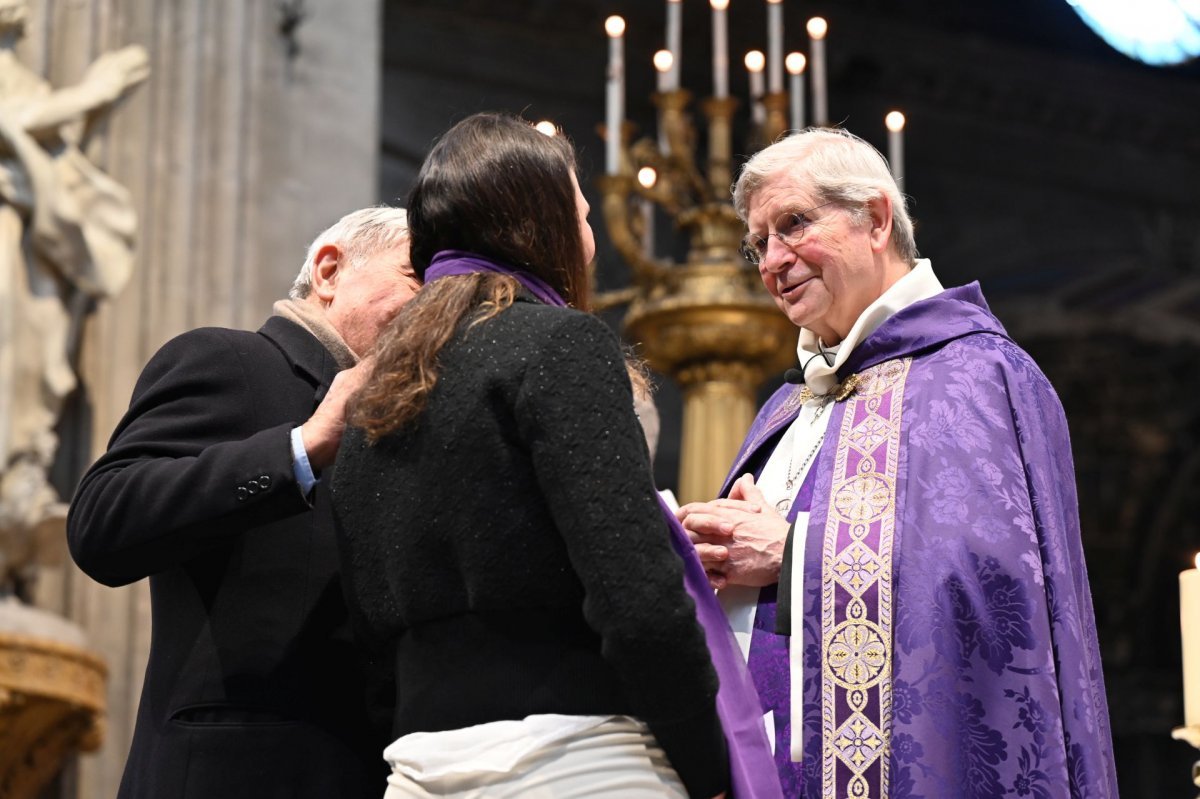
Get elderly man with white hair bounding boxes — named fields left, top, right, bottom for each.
left=678, top=128, right=1118, bottom=798
left=68, top=206, right=414, bottom=799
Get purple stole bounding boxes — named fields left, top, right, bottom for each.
left=810, top=360, right=908, bottom=798
left=722, top=361, right=910, bottom=798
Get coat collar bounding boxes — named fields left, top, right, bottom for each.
left=259, top=315, right=342, bottom=399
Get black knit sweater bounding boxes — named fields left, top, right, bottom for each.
left=331, top=297, right=727, bottom=798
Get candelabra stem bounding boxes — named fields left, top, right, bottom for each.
left=677, top=364, right=762, bottom=503
left=701, top=96, right=738, bottom=199
left=762, top=91, right=789, bottom=145
left=596, top=174, right=666, bottom=285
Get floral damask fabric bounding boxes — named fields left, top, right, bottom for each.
left=730, top=283, right=1117, bottom=798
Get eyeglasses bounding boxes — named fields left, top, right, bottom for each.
left=739, top=202, right=835, bottom=266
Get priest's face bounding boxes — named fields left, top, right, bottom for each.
left=747, top=169, right=885, bottom=345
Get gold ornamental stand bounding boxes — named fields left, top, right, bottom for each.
left=597, top=90, right=796, bottom=503
left=0, top=601, right=107, bottom=799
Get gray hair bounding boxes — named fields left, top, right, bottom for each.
left=732, top=127, right=917, bottom=265
left=289, top=206, right=410, bottom=299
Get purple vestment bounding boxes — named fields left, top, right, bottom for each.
left=721, top=283, right=1118, bottom=798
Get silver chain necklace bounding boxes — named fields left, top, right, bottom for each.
left=774, top=400, right=829, bottom=514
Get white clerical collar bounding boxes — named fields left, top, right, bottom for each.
left=797, top=259, right=943, bottom=396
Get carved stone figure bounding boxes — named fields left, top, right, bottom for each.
left=0, top=0, right=148, bottom=599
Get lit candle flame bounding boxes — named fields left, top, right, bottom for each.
left=710, top=0, right=730, bottom=10
left=1195, top=552, right=1200, bottom=570
left=637, top=166, right=658, bottom=189
left=785, top=52, right=807, bottom=75
left=534, top=120, right=557, bottom=137
left=744, top=50, right=765, bottom=72
left=654, top=49, right=674, bottom=73
left=807, top=17, right=828, bottom=40
left=605, top=15, right=626, bottom=38
left=885, top=111, right=906, bottom=132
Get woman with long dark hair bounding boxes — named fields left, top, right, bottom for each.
left=330, top=112, right=776, bottom=798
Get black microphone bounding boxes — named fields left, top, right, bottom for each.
left=786, top=346, right=837, bottom=385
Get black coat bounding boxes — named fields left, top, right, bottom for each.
left=68, top=316, right=387, bottom=799
left=332, top=298, right=728, bottom=799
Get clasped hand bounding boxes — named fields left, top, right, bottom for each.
left=676, top=474, right=789, bottom=590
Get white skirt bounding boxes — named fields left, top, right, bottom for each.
left=381, top=716, right=688, bottom=798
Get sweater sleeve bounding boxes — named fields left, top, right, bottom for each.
left=514, top=310, right=728, bottom=799
left=67, top=329, right=313, bottom=587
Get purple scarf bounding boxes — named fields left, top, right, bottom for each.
left=424, top=250, right=782, bottom=799
left=424, top=250, right=566, bottom=306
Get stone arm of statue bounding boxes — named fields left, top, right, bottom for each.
left=66, top=328, right=314, bottom=588
left=14, top=45, right=149, bottom=139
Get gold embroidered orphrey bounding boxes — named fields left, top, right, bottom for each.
left=820, top=358, right=910, bottom=799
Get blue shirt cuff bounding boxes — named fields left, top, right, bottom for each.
left=290, top=426, right=319, bottom=497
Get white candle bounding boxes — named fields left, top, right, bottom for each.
left=1184, top=553, right=1200, bottom=727
left=667, top=0, right=683, bottom=90
left=885, top=110, right=905, bottom=186
left=638, top=167, right=658, bottom=258
left=767, top=0, right=784, bottom=94
left=654, top=50, right=674, bottom=152
left=654, top=49, right=674, bottom=93
left=605, top=15, right=626, bottom=175
left=807, top=17, right=828, bottom=126
left=745, top=50, right=766, bottom=126
left=786, top=52, right=806, bottom=131
left=711, top=0, right=730, bottom=99
left=640, top=200, right=656, bottom=258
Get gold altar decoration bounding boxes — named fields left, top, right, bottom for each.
left=596, top=83, right=796, bottom=504
left=0, top=629, right=107, bottom=798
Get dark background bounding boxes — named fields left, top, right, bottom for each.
left=380, top=2, right=1200, bottom=794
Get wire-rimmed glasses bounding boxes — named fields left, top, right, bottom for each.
left=739, top=201, right=835, bottom=266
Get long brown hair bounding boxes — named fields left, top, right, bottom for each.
left=352, top=113, right=590, bottom=440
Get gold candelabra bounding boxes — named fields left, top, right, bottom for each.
left=596, top=89, right=796, bottom=503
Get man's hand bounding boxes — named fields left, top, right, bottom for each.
left=677, top=474, right=789, bottom=590
left=299, top=357, right=374, bottom=472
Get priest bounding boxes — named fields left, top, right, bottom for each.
left=678, top=127, right=1118, bottom=798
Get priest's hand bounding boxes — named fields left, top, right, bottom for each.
left=677, top=474, right=789, bottom=590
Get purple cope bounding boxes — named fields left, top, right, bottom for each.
left=721, top=283, right=1118, bottom=798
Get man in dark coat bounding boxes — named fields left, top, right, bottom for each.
left=67, top=206, right=416, bottom=798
